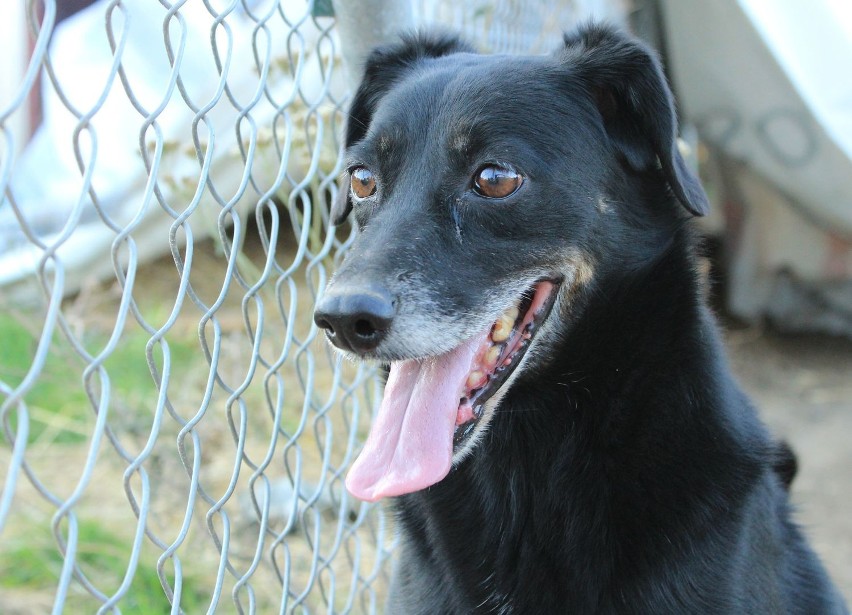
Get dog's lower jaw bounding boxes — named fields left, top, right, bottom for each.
left=453, top=281, right=560, bottom=434
left=345, top=280, right=561, bottom=501
left=450, top=385, right=504, bottom=466
left=450, top=257, right=592, bottom=465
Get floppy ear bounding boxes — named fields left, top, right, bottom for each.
left=561, top=25, right=709, bottom=217
left=331, top=31, right=474, bottom=225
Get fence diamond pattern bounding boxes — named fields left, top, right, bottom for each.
left=0, top=1, right=395, bottom=612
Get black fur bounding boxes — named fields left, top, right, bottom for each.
left=323, top=24, right=846, bottom=614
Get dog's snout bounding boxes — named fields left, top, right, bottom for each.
left=314, top=285, right=395, bottom=354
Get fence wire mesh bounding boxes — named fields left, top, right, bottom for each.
left=0, top=0, right=624, bottom=612
left=0, top=1, right=393, bottom=612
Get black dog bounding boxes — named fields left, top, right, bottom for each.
left=314, top=24, right=847, bottom=614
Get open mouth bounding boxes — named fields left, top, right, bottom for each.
left=453, top=279, right=561, bottom=447
left=345, top=278, right=561, bottom=502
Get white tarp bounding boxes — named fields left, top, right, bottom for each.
left=662, top=0, right=852, bottom=335
left=0, top=0, right=341, bottom=301
left=664, top=0, right=852, bottom=234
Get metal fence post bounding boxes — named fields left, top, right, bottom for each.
left=331, top=0, right=415, bottom=85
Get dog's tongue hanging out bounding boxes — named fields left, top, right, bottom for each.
left=345, top=332, right=488, bottom=502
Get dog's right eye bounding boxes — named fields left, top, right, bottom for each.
left=472, top=165, right=523, bottom=199
left=350, top=167, right=377, bottom=199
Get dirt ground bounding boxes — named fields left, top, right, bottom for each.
left=724, top=324, right=852, bottom=602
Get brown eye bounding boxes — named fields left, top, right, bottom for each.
left=350, top=167, right=377, bottom=199
left=473, top=165, right=523, bottom=199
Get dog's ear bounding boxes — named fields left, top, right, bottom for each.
left=331, top=31, right=474, bottom=225
left=560, top=24, right=709, bottom=217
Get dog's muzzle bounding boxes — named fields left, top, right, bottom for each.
left=314, top=284, right=395, bottom=354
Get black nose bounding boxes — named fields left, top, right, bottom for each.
left=314, top=285, right=395, bottom=354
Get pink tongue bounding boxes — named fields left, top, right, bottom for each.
left=345, top=332, right=488, bottom=502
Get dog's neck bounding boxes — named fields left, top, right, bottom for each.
left=393, top=228, right=766, bottom=612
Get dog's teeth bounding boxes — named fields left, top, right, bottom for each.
left=484, top=345, right=501, bottom=369
left=466, top=370, right=487, bottom=390
left=491, top=325, right=510, bottom=343
left=491, top=307, right=518, bottom=342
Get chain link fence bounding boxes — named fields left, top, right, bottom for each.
left=0, top=0, right=625, bottom=612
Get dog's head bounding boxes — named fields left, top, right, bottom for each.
left=314, top=24, right=709, bottom=501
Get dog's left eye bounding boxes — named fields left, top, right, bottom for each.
left=472, top=165, right=523, bottom=199
left=350, top=167, right=377, bottom=199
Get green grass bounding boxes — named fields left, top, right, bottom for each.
left=0, top=284, right=331, bottom=608
left=0, top=517, right=206, bottom=612
left=0, top=297, right=311, bottom=447
left=0, top=313, right=90, bottom=444
left=0, top=310, right=213, bottom=610
left=0, top=312, right=200, bottom=445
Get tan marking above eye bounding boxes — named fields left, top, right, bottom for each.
left=473, top=165, right=523, bottom=199
left=350, top=167, right=377, bottom=199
